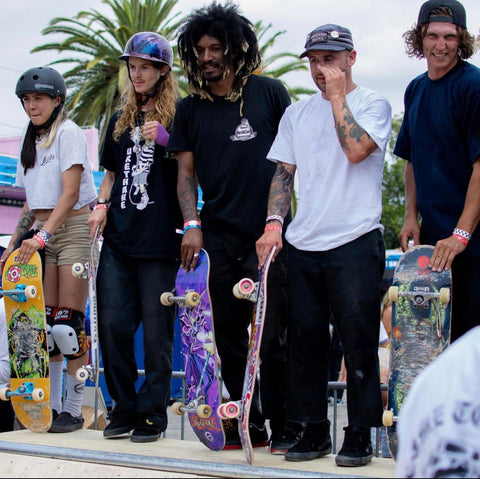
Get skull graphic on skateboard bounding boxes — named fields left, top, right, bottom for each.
left=1, top=248, right=51, bottom=432
left=383, top=245, right=451, bottom=459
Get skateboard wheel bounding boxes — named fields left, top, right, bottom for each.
left=233, top=278, right=255, bottom=298
left=217, top=403, right=226, bottom=419
left=185, top=292, right=200, bottom=307
left=197, top=404, right=212, bottom=418
left=72, top=262, right=85, bottom=278
left=171, top=401, right=185, bottom=416
left=388, top=286, right=399, bottom=302
left=0, top=387, right=10, bottom=401
left=24, top=285, right=37, bottom=299
left=31, top=388, right=45, bottom=402
left=76, top=367, right=89, bottom=381
left=160, top=292, right=174, bottom=306
left=383, top=409, right=394, bottom=427
left=221, top=401, right=240, bottom=419
left=439, top=287, right=450, bottom=305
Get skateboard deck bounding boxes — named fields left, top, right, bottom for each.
left=231, top=246, right=276, bottom=464
left=0, top=248, right=51, bottom=432
left=71, top=226, right=100, bottom=427
left=161, top=249, right=226, bottom=450
left=383, top=245, right=451, bottom=459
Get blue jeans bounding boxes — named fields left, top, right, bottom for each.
left=286, top=229, right=385, bottom=427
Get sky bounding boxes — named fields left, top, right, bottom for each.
left=1, top=0, right=480, bottom=138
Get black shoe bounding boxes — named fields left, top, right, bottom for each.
left=223, top=418, right=241, bottom=450
left=48, top=412, right=84, bottom=433
left=335, top=425, right=373, bottom=467
left=103, top=414, right=134, bottom=438
left=131, top=417, right=163, bottom=443
left=269, top=423, right=302, bottom=455
left=249, top=422, right=269, bottom=448
left=285, top=421, right=332, bottom=462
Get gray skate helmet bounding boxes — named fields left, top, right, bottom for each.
left=15, top=66, right=66, bottom=101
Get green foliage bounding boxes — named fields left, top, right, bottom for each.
left=381, top=114, right=405, bottom=250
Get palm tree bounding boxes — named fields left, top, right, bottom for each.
left=253, top=21, right=315, bottom=101
left=31, top=0, right=183, bottom=141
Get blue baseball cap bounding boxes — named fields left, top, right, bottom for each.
left=300, top=24, right=354, bottom=58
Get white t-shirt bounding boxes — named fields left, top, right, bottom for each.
left=396, top=326, right=480, bottom=478
left=267, top=86, right=392, bottom=251
left=0, top=299, right=9, bottom=388
left=16, top=119, right=97, bottom=210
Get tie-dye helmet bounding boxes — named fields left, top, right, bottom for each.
left=119, top=32, right=173, bottom=69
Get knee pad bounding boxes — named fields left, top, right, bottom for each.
left=46, top=306, right=60, bottom=357
left=52, top=308, right=89, bottom=360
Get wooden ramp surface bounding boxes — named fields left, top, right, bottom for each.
left=0, top=429, right=395, bottom=478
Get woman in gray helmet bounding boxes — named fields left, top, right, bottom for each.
left=88, top=32, right=182, bottom=443
left=0, top=66, right=97, bottom=433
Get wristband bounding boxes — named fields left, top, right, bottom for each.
left=155, top=123, right=169, bottom=147
left=96, top=198, right=108, bottom=205
left=35, top=228, right=51, bottom=245
left=266, top=215, right=284, bottom=226
left=453, top=234, right=469, bottom=246
left=94, top=204, right=108, bottom=211
left=453, top=228, right=471, bottom=241
left=264, top=224, right=282, bottom=233
left=184, top=224, right=202, bottom=233
left=184, top=220, right=201, bottom=228
left=33, top=234, right=46, bottom=249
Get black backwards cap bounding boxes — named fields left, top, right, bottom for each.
left=418, top=0, right=467, bottom=29
left=299, top=24, right=354, bottom=58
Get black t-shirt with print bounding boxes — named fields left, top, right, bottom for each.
left=101, top=112, right=182, bottom=259
left=167, top=74, right=291, bottom=241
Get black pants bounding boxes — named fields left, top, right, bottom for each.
left=287, top=229, right=385, bottom=428
left=203, top=230, right=288, bottom=430
left=97, top=242, right=177, bottom=430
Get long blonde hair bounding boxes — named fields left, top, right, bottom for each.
left=113, top=70, right=178, bottom=141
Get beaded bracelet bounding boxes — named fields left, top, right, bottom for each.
left=266, top=215, right=284, bottom=226
left=264, top=224, right=282, bottom=233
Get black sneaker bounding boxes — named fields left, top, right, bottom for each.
left=223, top=418, right=241, bottom=450
left=269, top=423, right=302, bottom=455
left=285, top=421, right=332, bottom=462
left=48, top=412, right=84, bottom=433
left=249, top=422, right=269, bottom=448
left=335, top=425, right=373, bottom=467
left=103, top=415, right=134, bottom=438
left=131, top=417, right=163, bottom=443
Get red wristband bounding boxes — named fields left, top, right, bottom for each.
left=184, top=220, right=201, bottom=228
left=453, top=233, right=469, bottom=246
left=94, top=204, right=108, bottom=211
left=264, top=224, right=282, bottom=233
left=32, top=234, right=46, bottom=249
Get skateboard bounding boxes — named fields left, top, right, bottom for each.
left=382, top=245, right=451, bottom=459
left=71, top=226, right=100, bottom=427
left=161, top=249, right=236, bottom=451
left=0, top=248, right=51, bottom=432
left=227, top=245, right=276, bottom=464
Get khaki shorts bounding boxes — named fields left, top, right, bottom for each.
left=37, top=214, right=98, bottom=267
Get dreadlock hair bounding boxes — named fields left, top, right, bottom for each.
left=177, top=1, right=262, bottom=103
left=403, top=6, right=477, bottom=60
left=113, top=62, right=178, bottom=142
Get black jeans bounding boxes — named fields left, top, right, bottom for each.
left=97, top=242, right=177, bottom=430
left=286, top=229, right=385, bottom=428
left=203, top=230, right=288, bottom=429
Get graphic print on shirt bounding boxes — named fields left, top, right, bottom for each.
left=126, top=126, right=155, bottom=211
left=230, top=118, right=257, bottom=142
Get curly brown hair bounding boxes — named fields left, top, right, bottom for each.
left=113, top=66, right=178, bottom=142
left=403, top=6, right=477, bottom=59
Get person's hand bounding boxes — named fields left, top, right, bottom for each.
left=88, top=208, right=107, bottom=242
left=16, top=238, right=41, bottom=264
left=181, top=228, right=203, bottom=271
left=430, top=235, right=466, bottom=272
left=398, top=218, right=421, bottom=252
left=256, top=230, right=283, bottom=269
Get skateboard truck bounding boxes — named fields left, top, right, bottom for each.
left=0, top=284, right=38, bottom=302
left=0, top=382, right=45, bottom=402
left=388, top=285, right=450, bottom=308
left=160, top=290, right=201, bottom=308
left=232, top=278, right=257, bottom=301
left=382, top=409, right=398, bottom=427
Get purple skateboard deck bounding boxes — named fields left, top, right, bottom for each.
left=384, top=245, right=451, bottom=459
left=166, top=249, right=225, bottom=450
left=235, top=246, right=276, bottom=464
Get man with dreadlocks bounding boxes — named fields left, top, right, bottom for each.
left=167, top=2, right=297, bottom=453
left=88, top=32, right=182, bottom=443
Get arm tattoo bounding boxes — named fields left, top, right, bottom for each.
left=14, top=209, right=36, bottom=242
left=178, top=176, right=199, bottom=220
left=336, top=101, right=368, bottom=149
left=268, top=163, right=294, bottom=217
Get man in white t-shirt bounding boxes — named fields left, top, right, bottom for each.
left=396, top=326, right=480, bottom=477
left=256, top=23, right=391, bottom=467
